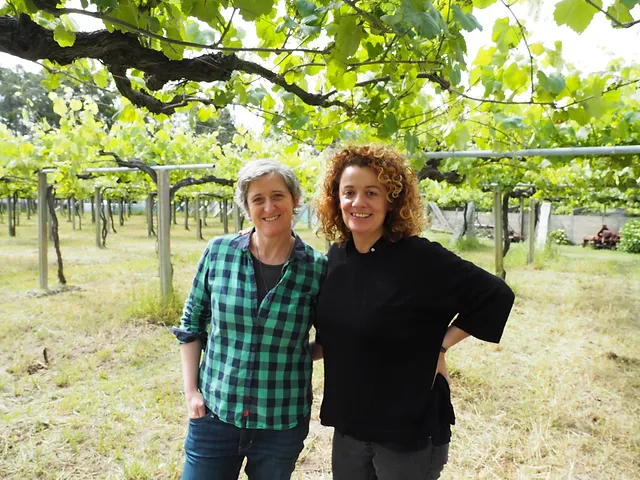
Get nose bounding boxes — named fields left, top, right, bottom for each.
left=352, top=192, right=366, bottom=207
left=263, top=199, right=276, bottom=213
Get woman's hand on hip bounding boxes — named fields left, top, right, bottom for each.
left=186, top=390, right=206, bottom=419
left=434, top=352, right=451, bottom=386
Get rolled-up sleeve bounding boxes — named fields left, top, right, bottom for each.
left=429, top=243, right=515, bottom=343
left=172, top=243, right=212, bottom=344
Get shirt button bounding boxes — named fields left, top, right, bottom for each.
left=370, top=247, right=376, bottom=252
left=250, top=345, right=256, bottom=352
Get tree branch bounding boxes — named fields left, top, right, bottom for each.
left=0, top=15, right=350, bottom=114
left=416, top=158, right=463, bottom=184
left=342, top=0, right=392, bottom=33
left=170, top=175, right=235, bottom=197
left=31, top=2, right=329, bottom=54
left=583, top=0, right=640, bottom=28
left=98, top=150, right=158, bottom=184
left=500, top=0, right=535, bottom=100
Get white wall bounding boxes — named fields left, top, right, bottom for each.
left=430, top=209, right=635, bottom=245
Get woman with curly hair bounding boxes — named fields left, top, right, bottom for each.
left=314, top=145, right=515, bottom=480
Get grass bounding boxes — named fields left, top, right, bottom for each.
left=1, top=214, right=639, bottom=479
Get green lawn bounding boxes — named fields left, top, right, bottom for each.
left=0, top=214, right=638, bottom=479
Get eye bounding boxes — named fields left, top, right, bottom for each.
left=367, top=191, right=378, bottom=197
left=342, top=190, right=354, bottom=197
left=272, top=193, right=285, bottom=200
left=251, top=197, right=265, bottom=204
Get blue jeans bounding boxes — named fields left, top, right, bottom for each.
left=181, top=412, right=309, bottom=480
left=332, top=431, right=449, bottom=480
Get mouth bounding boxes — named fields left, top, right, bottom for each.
left=263, top=215, right=281, bottom=222
left=351, top=213, right=371, bottom=218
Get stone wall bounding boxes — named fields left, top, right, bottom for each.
left=431, top=208, right=634, bottom=245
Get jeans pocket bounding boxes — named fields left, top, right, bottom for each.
left=188, top=413, right=211, bottom=424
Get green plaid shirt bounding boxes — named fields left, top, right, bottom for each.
left=173, top=231, right=327, bottom=430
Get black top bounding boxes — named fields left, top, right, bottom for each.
left=251, top=253, right=284, bottom=304
left=315, top=235, right=515, bottom=450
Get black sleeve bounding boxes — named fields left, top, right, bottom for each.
left=313, top=242, right=341, bottom=346
left=420, top=239, right=515, bottom=343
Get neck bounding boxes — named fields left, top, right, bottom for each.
left=352, top=232, right=383, bottom=254
left=251, top=230, right=294, bottom=265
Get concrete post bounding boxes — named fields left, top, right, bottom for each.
left=493, top=188, right=505, bottom=279
left=157, top=170, right=173, bottom=301
left=71, top=195, right=76, bottom=231
left=233, top=202, right=241, bottom=233
left=519, top=197, right=525, bottom=236
left=146, top=193, right=154, bottom=237
left=222, top=199, right=229, bottom=234
left=7, top=196, right=12, bottom=237
left=95, top=187, right=102, bottom=248
left=527, top=199, right=536, bottom=264
left=195, top=194, right=202, bottom=240
left=38, top=173, right=48, bottom=290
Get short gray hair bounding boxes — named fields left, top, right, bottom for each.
left=234, top=159, right=302, bottom=217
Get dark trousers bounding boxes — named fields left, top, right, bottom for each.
left=181, top=413, right=309, bottom=480
left=332, top=430, right=449, bottom=480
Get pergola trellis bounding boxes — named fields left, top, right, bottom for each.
left=38, top=164, right=237, bottom=298
left=33, top=145, right=640, bottom=294
left=421, top=145, right=640, bottom=278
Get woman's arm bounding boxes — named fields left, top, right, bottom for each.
left=310, top=340, right=323, bottom=361
left=181, top=340, right=206, bottom=419
left=434, top=326, right=470, bottom=384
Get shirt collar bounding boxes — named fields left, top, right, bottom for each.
left=232, top=227, right=306, bottom=261
left=346, top=234, right=392, bottom=255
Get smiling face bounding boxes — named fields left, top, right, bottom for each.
left=338, top=165, right=392, bottom=246
left=247, top=173, right=297, bottom=238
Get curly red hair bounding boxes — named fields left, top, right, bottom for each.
left=316, top=144, right=424, bottom=244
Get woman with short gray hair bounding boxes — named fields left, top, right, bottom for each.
left=173, top=159, right=327, bottom=480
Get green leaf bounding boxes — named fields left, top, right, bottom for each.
left=327, top=58, right=347, bottom=89
left=235, top=0, right=274, bottom=21
left=53, top=25, right=76, bottom=47
left=118, top=104, right=139, bottom=123
left=537, top=71, right=565, bottom=95
left=553, top=0, right=601, bottom=34
left=404, top=132, right=419, bottom=153
left=197, top=107, right=211, bottom=122
left=502, top=63, right=528, bottom=91
left=547, top=73, right=566, bottom=94
left=453, top=124, right=470, bottom=150
left=52, top=98, right=68, bottom=117
left=472, top=0, right=498, bottom=8
left=621, top=0, right=639, bottom=8
left=69, top=99, right=83, bottom=111
left=452, top=5, right=482, bottom=32
left=606, top=2, right=634, bottom=22
left=335, top=16, right=362, bottom=60
left=380, top=13, right=403, bottom=26
left=379, top=114, right=398, bottom=138
left=401, top=0, right=446, bottom=39
left=474, top=46, right=496, bottom=66
left=247, top=87, right=268, bottom=106
left=295, top=0, right=317, bottom=16
left=93, top=69, right=110, bottom=88
left=189, top=1, right=218, bottom=23
left=530, top=43, right=545, bottom=56
left=491, top=17, right=520, bottom=52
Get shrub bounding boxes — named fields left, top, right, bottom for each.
left=619, top=219, right=640, bottom=254
left=549, top=229, right=571, bottom=245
